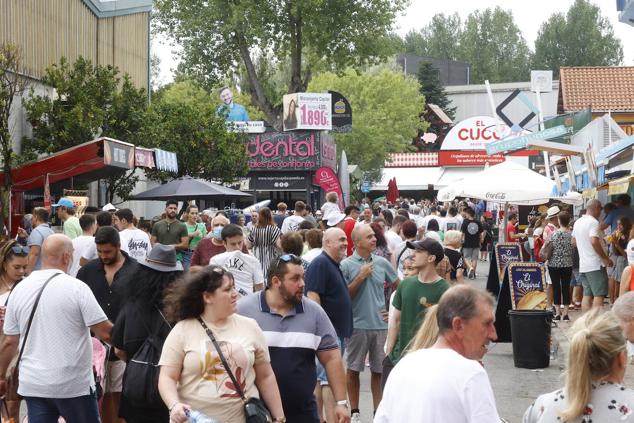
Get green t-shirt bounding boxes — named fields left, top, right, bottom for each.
left=186, top=222, right=207, bottom=250
left=151, top=220, right=188, bottom=259
left=388, top=276, right=450, bottom=363
left=63, top=216, right=82, bottom=240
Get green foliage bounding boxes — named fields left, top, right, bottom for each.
left=141, top=84, right=249, bottom=183
left=458, top=7, right=532, bottom=84
left=22, top=57, right=147, bottom=154
left=155, top=0, right=406, bottom=127
left=533, top=0, right=623, bottom=76
left=402, top=13, right=462, bottom=60
left=308, top=69, right=426, bottom=179
left=416, top=62, right=455, bottom=120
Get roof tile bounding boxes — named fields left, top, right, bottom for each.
left=559, top=66, right=634, bottom=112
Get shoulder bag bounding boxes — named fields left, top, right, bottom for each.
left=5, top=272, right=61, bottom=401
left=197, top=317, right=272, bottom=423
left=121, top=306, right=171, bottom=406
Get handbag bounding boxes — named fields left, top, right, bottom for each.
left=540, top=239, right=554, bottom=261
left=121, top=307, right=171, bottom=406
left=5, top=273, right=60, bottom=401
left=197, top=317, right=272, bottom=423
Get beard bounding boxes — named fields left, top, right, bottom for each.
left=279, top=284, right=302, bottom=306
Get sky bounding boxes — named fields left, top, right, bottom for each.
left=153, top=0, right=634, bottom=85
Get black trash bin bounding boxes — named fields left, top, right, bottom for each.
left=508, top=309, right=553, bottom=369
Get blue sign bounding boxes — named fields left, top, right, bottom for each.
left=485, top=125, right=572, bottom=155
left=495, top=243, right=522, bottom=279
left=361, top=181, right=371, bottom=193
left=508, top=262, right=547, bottom=310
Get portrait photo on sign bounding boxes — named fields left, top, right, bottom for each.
left=283, top=93, right=299, bottom=131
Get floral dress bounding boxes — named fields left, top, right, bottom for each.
left=523, top=381, right=634, bottom=423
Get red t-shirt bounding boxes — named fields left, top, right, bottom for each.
left=506, top=223, right=518, bottom=243
left=191, top=237, right=248, bottom=266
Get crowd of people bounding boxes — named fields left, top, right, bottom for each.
left=0, top=191, right=633, bottom=422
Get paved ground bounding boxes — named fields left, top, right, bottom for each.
left=353, top=259, right=588, bottom=423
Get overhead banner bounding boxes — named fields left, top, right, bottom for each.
left=103, top=140, right=134, bottom=169
left=329, top=91, right=352, bottom=133
left=134, top=147, right=155, bottom=169
left=154, top=149, right=179, bottom=173
left=543, top=109, right=591, bottom=143
left=486, top=125, right=572, bottom=155
left=283, top=93, right=332, bottom=131
left=438, top=151, right=506, bottom=166
left=313, top=167, right=344, bottom=209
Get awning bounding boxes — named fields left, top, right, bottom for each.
left=372, top=167, right=444, bottom=191
left=596, top=135, right=634, bottom=163
left=435, top=168, right=483, bottom=188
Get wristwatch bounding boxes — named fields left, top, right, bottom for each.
left=336, top=400, right=350, bottom=408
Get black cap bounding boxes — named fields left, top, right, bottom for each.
left=406, top=238, right=444, bottom=264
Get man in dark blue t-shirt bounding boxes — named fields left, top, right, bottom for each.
left=305, top=227, right=352, bottom=422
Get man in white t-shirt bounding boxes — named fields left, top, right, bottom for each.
left=0, top=234, right=112, bottom=422
left=115, top=208, right=152, bottom=261
left=442, top=206, right=462, bottom=233
left=70, top=213, right=98, bottom=277
left=385, top=215, right=406, bottom=254
left=572, top=199, right=613, bottom=310
left=420, top=206, right=439, bottom=229
left=375, top=284, right=500, bottom=423
left=281, top=201, right=307, bottom=234
left=210, top=224, right=264, bottom=297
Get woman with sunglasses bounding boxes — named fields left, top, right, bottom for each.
left=158, top=266, right=285, bottom=423
left=0, top=240, right=29, bottom=421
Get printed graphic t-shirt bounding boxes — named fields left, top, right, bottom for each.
left=159, top=315, right=269, bottom=422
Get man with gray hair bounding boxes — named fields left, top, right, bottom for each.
left=376, top=285, right=500, bottom=422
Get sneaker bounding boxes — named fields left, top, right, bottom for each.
left=563, top=315, right=570, bottom=321
left=351, top=412, right=361, bottom=423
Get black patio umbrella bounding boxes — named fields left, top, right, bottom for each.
left=130, top=176, right=251, bottom=201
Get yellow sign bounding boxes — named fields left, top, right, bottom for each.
left=582, top=188, right=597, bottom=199
left=608, top=176, right=632, bottom=196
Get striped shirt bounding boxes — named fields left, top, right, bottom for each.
left=247, top=225, right=281, bottom=279
left=237, top=291, right=338, bottom=418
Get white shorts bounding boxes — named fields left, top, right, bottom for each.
left=105, top=360, right=126, bottom=393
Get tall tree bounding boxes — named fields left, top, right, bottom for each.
left=533, top=0, right=623, bottom=76
left=0, top=44, right=28, bottom=233
left=140, top=81, right=248, bottom=183
left=416, top=61, right=456, bottom=120
left=155, top=0, right=406, bottom=129
left=459, top=7, right=531, bottom=84
left=308, top=69, right=426, bottom=180
left=22, top=57, right=148, bottom=202
left=402, top=13, right=462, bottom=60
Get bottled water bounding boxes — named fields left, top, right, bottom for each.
left=187, top=409, right=217, bottom=423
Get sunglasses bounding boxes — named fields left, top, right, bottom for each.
left=6, top=245, right=30, bottom=256
left=275, top=254, right=302, bottom=268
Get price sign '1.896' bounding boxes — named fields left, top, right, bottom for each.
left=283, top=93, right=332, bottom=131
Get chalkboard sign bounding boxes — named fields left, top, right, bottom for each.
left=508, top=262, right=547, bottom=310
left=495, top=243, right=522, bottom=279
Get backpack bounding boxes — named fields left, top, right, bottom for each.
left=121, top=308, right=170, bottom=406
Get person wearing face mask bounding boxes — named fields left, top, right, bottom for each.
left=0, top=234, right=113, bottom=422
left=190, top=214, right=248, bottom=270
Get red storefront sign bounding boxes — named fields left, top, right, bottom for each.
left=439, top=150, right=539, bottom=166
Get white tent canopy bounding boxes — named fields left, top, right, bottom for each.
left=437, top=160, right=582, bottom=206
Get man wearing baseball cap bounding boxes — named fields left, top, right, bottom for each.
left=383, top=238, right=450, bottom=389
left=53, top=197, right=82, bottom=240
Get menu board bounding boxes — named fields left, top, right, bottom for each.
left=508, top=262, right=547, bottom=310
left=495, top=243, right=522, bottom=279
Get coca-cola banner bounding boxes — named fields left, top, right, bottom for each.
left=313, top=167, right=345, bottom=209
left=247, top=131, right=335, bottom=171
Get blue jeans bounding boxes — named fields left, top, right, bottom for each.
left=25, top=393, right=100, bottom=423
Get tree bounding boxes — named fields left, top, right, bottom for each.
left=459, top=7, right=531, bottom=84
left=155, top=0, right=406, bottom=129
left=308, top=69, right=426, bottom=179
left=0, top=44, right=28, bottom=232
left=416, top=61, right=456, bottom=120
left=533, top=0, right=623, bottom=76
left=402, top=13, right=462, bottom=60
left=22, top=57, right=148, bottom=202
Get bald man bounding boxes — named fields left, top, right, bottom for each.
left=572, top=199, right=613, bottom=310
left=0, top=234, right=112, bottom=422
left=305, top=228, right=353, bottom=422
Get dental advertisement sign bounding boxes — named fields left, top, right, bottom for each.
left=247, top=131, right=335, bottom=171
